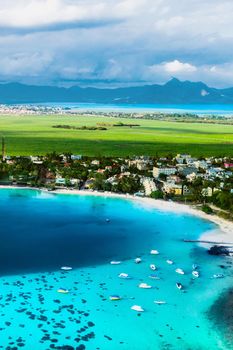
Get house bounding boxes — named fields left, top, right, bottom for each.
left=153, top=167, right=176, bottom=178
left=83, top=179, right=95, bottom=189
left=91, top=160, right=100, bottom=166
left=177, top=166, right=198, bottom=176
left=163, top=182, right=190, bottom=196
left=163, top=182, right=182, bottom=195
left=202, top=187, right=219, bottom=197
left=71, top=155, right=82, bottom=161
left=55, top=178, right=66, bottom=185
left=193, top=160, right=209, bottom=170
left=175, top=154, right=192, bottom=164
left=224, top=163, right=233, bottom=169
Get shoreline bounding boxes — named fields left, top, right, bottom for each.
left=1, top=185, right=233, bottom=245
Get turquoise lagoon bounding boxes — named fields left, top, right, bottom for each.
left=0, top=189, right=232, bottom=350
left=34, top=102, right=233, bottom=115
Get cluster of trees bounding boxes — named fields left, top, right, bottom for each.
left=91, top=173, right=142, bottom=194
left=52, top=125, right=107, bottom=131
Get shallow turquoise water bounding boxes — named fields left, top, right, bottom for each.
left=0, top=189, right=232, bottom=349
left=35, top=102, right=233, bottom=115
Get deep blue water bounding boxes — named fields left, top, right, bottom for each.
left=0, top=189, right=233, bottom=350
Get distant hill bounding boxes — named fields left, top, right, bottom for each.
left=1, top=78, right=233, bottom=104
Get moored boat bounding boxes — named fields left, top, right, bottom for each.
left=109, top=295, right=121, bottom=301
left=57, top=288, right=69, bottom=294
left=192, top=270, right=199, bottom=278
left=118, top=273, right=130, bottom=279
left=154, top=300, right=166, bottom=305
left=166, top=259, right=174, bottom=265
left=149, top=274, right=160, bottom=280
left=175, top=268, right=185, bottom=275
left=212, top=274, right=224, bottom=279
left=110, top=261, right=121, bottom=265
left=139, top=283, right=152, bottom=289
left=176, top=283, right=183, bottom=290
left=135, top=257, right=142, bottom=264
left=150, top=249, right=159, bottom=255
left=150, top=264, right=157, bottom=271
left=131, top=305, right=144, bottom=312
left=61, top=266, right=72, bottom=271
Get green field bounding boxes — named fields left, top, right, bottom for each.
left=1, top=114, right=233, bottom=156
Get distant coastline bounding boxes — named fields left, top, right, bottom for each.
left=1, top=185, right=233, bottom=245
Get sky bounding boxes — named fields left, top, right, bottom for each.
left=0, top=0, right=233, bottom=87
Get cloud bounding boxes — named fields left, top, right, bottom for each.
left=0, top=0, right=233, bottom=87
left=163, top=60, right=197, bottom=74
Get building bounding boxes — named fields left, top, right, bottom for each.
left=71, top=155, right=82, bottom=161
left=141, top=177, right=157, bottom=196
left=202, top=187, right=219, bottom=197
left=163, top=182, right=190, bottom=196
left=175, top=154, right=192, bottom=164
left=153, top=167, right=177, bottom=178
left=177, top=166, right=198, bottom=176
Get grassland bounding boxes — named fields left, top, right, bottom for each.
left=1, top=114, right=233, bottom=156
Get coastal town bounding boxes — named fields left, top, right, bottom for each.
left=1, top=145, right=233, bottom=220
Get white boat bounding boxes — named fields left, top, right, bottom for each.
left=166, top=260, right=174, bottom=265
left=176, top=283, right=183, bottom=290
left=212, top=274, right=224, bottom=279
left=118, top=273, right=130, bottom=279
left=150, top=250, right=159, bottom=255
left=150, top=264, right=157, bottom=271
left=192, top=270, right=199, bottom=278
left=135, top=258, right=142, bottom=264
left=109, top=295, right=121, bottom=301
left=110, top=261, right=121, bottom=265
left=131, top=305, right=144, bottom=312
left=175, top=268, right=185, bottom=275
left=57, top=288, right=69, bottom=294
left=192, top=264, right=198, bottom=270
left=154, top=300, right=166, bottom=305
left=61, top=266, right=72, bottom=271
left=138, top=283, right=152, bottom=289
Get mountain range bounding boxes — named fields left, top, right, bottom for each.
left=1, top=78, right=233, bottom=104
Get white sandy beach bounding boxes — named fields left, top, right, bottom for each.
left=1, top=185, right=233, bottom=245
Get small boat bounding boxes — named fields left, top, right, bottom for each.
left=212, top=274, right=224, bottom=279
left=61, top=266, right=72, bottom=271
left=118, top=273, right=130, bottom=279
left=175, top=268, right=185, bottom=275
left=131, top=305, right=144, bottom=312
left=150, top=250, right=159, bottom=255
left=57, top=288, right=69, bottom=294
left=166, top=260, right=174, bottom=265
left=192, top=270, right=199, bottom=278
left=138, top=283, right=152, bottom=289
left=110, top=261, right=121, bottom=265
left=150, top=264, right=157, bottom=271
left=176, top=283, right=183, bottom=290
left=149, top=274, right=160, bottom=280
left=135, top=258, right=142, bottom=264
left=154, top=300, right=166, bottom=305
left=192, top=264, right=198, bottom=270
left=109, top=295, right=121, bottom=301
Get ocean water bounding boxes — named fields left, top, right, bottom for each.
left=33, top=102, right=233, bottom=115
left=0, top=189, right=233, bottom=350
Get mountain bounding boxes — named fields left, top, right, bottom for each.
left=1, top=78, right=233, bottom=104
